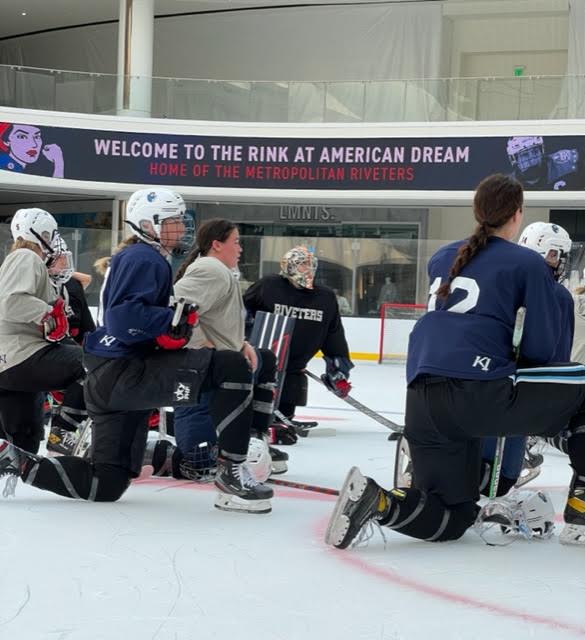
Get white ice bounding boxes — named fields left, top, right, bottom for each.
left=1, top=361, right=584, bottom=640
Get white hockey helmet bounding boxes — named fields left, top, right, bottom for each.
left=507, top=136, right=545, bottom=173
left=10, top=207, right=58, bottom=256
left=125, top=187, right=186, bottom=246
left=246, top=437, right=272, bottom=483
left=280, top=245, right=318, bottom=289
left=519, top=222, right=572, bottom=281
left=510, top=489, right=555, bottom=539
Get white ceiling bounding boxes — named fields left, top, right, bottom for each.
left=0, top=0, right=430, bottom=39
left=0, top=0, right=567, bottom=40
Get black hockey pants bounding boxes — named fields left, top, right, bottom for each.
left=385, top=365, right=585, bottom=542
left=0, top=343, right=85, bottom=453
left=24, top=347, right=257, bottom=502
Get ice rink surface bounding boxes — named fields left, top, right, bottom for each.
left=1, top=361, right=584, bottom=640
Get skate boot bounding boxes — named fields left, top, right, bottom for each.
left=269, top=446, right=288, bottom=474
left=560, top=472, right=585, bottom=545
left=46, top=426, right=79, bottom=456
left=515, top=437, right=544, bottom=488
left=393, top=435, right=413, bottom=487
left=325, top=466, right=391, bottom=549
left=0, top=439, right=39, bottom=497
left=143, top=438, right=176, bottom=477
left=214, top=457, right=273, bottom=514
left=268, top=421, right=298, bottom=446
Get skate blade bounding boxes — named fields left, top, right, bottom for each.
left=324, top=466, right=367, bottom=548
left=515, top=466, right=541, bottom=488
left=559, top=523, right=585, bottom=545
left=270, top=462, right=288, bottom=475
left=302, top=428, right=336, bottom=438
left=214, top=492, right=272, bottom=514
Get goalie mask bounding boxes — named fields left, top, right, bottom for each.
left=519, top=222, right=572, bottom=281
left=280, top=246, right=318, bottom=289
left=47, top=234, right=74, bottom=285
left=507, top=136, right=545, bottom=176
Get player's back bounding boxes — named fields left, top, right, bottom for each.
left=406, top=236, right=562, bottom=383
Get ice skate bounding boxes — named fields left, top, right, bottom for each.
left=269, top=445, right=288, bottom=474
left=214, top=457, right=273, bottom=514
left=514, top=438, right=543, bottom=488
left=0, top=439, right=38, bottom=498
left=393, top=435, right=413, bottom=487
left=325, top=466, right=390, bottom=549
left=46, top=426, right=79, bottom=456
left=560, top=472, right=585, bottom=545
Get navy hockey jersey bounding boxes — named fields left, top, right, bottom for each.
left=84, top=242, right=174, bottom=358
left=406, top=237, right=562, bottom=384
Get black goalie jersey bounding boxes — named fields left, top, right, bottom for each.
left=243, top=274, right=350, bottom=371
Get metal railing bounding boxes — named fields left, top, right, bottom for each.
left=1, top=64, right=585, bottom=122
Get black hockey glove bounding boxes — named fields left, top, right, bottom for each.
left=322, top=356, right=354, bottom=399
left=156, top=299, right=199, bottom=350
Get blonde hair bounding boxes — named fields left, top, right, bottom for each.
left=93, top=236, right=139, bottom=275
left=10, top=239, right=42, bottom=255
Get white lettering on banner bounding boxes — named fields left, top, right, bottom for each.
left=472, top=356, right=492, bottom=372
left=410, top=146, right=470, bottom=163
left=93, top=139, right=179, bottom=159
left=274, top=303, right=323, bottom=322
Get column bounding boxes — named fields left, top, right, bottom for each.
left=116, top=0, right=155, bottom=117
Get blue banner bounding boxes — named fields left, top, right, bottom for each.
left=1, top=121, right=583, bottom=191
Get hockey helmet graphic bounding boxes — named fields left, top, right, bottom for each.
left=507, top=136, right=545, bottom=174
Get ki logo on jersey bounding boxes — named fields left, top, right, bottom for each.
left=99, top=335, right=117, bottom=347
left=472, top=355, right=492, bottom=372
left=173, top=382, right=191, bottom=402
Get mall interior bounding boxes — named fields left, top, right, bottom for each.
left=1, top=0, right=584, bottom=357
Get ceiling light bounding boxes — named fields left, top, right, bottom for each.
left=21, top=11, right=27, bottom=16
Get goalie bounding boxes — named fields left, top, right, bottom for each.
left=243, top=245, right=353, bottom=444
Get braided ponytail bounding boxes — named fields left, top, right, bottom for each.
left=436, top=174, right=523, bottom=300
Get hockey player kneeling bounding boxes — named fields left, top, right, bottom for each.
left=0, top=188, right=274, bottom=515
left=325, top=175, right=585, bottom=549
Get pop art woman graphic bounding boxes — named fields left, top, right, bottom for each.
left=0, top=122, right=64, bottom=178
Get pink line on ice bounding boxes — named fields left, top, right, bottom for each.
left=314, top=517, right=585, bottom=637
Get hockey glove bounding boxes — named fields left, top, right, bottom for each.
left=156, top=299, right=199, bottom=350
left=322, top=356, right=354, bottom=399
left=268, top=422, right=298, bottom=446
left=41, top=298, right=69, bottom=343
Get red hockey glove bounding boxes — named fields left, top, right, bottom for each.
left=41, top=298, right=69, bottom=343
left=321, top=372, right=352, bottom=399
left=156, top=299, right=199, bottom=350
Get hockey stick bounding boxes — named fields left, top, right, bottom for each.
left=488, top=306, right=526, bottom=499
left=268, top=477, right=339, bottom=496
left=305, top=370, right=404, bottom=434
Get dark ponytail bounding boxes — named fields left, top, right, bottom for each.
left=174, top=218, right=237, bottom=283
left=436, top=174, right=523, bottom=299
